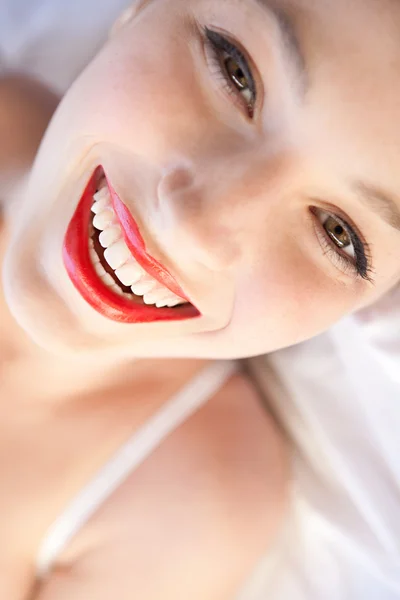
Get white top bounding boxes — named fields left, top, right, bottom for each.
left=36, top=360, right=238, bottom=580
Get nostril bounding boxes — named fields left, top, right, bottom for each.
left=158, top=164, right=195, bottom=197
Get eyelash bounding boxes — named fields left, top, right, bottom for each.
left=310, top=207, right=375, bottom=283
left=199, top=27, right=374, bottom=284
left=202, top=27, right=257, bottom=118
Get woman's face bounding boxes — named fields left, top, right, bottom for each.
left=4, top=0, right=400, bottom=358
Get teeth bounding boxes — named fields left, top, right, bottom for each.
left=94, top=261, right=107, bottom=277
left=144, top=289, right=174, bottom=305
left=101, top=273, right=115, bottom=287
left=166, top=298, right=184, bottom=307
left=89, top=195, right=188, bottom=308
left=99, top=226, right=122, bottom=249
left=93, top=186, right=109, bottom=201
left=115, top=259, right=145, bottom=286
left=104, top=239, right=132, bottom=270
left=143, top=292, right=162, bottom=306
left=89, top=248, right=100, bottom=264
left=111, top=284, right=124, bottom=296
left=89, top=248, right=187, bottom=307
left=161, top=294, right=185, bottom=307
left=91, top=196, right=111, bottom=215
left=91, top=199, right=110, bottom=215
left=144, top=291, right=184, bottom=307
left=155, top=300, right=169, bottom=308
left=93, top=208, right=117, bottom=231
left=130, top=278, right=158, bottom=296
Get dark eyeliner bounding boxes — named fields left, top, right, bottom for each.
left=311, top=207, right=374, bottom=282
left=346, top=223, right=372, bottom=281
left=328, top=213, right=372, bottom=281
left=204, top=27, right=257, bottom=103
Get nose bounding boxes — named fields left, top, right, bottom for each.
left=156, top=149, right=295, bottom=272
left=156, top=162, right=243, bottom=272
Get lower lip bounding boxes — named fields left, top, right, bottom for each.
left=62, top=168, right=200, bottom=324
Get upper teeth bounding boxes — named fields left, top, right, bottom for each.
left=104, top=239, right=132, bottom=270
left=90, top=187, right=185, bottom=308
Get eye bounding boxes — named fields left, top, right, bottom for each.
left=311, top=207, right=373, bottom=282
left=224, top=56, right=254, bottom=105
left=323, top=215, right=355, bottom=258
left=203, top=27, right=257, bottom=118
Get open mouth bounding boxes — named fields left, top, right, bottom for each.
left=63, top=166, right=200, bottom=323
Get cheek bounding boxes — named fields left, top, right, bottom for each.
left=58, top=24, right=207, bottom=162
left=231, top=249, right=355, bottom=351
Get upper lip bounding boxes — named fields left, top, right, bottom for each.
left=104, top=169, right=190, bottom=302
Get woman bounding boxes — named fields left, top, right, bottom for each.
left=1, top=0, right=400, bottom=598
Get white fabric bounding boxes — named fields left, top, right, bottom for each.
left=246, top=284, right=400, bottom=599
left=36, top=360, right=237, bottom=579
left=0, top=0, right=130, bottom=92
left=2, top=2, right=400, bottom=597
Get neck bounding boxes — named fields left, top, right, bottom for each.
left=6, top=351, right=210, bottom=409
left=1, top=308, right=210, bottom=407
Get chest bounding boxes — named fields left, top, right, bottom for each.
left=0, top=374, right=286, bottom=600
left=0, top=384, right=166, bottom=598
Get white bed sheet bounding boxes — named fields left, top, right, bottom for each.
left=0, top=0, right=130, bottom=91
left=248, top=286, right=400, bottom=598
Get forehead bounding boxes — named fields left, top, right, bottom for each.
left=277, top=0, right=400, bottom=96
left=273, top=0, right=400, bottom=30
left=267, top=0, right=400, bottom=87
left=263, top=0, right=400, bottom=175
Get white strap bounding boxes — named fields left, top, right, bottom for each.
left=36, top=360, right=237, bottom=579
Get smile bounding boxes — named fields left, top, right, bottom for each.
left=63, top=167, right=200, bottom=323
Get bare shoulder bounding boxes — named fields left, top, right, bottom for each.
left=0, top=74, right=58, bottom=202
left=35, top=369, right=288, bottom=600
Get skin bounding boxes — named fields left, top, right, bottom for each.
left=0, top=75, right=58, bottom=200
left=0, top=26, right=287, bottom=600
left=1, top=0, right=400, bottom=597
left=4, top=0, right=400, bottom=358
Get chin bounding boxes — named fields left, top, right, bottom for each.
left=2, top=254, right=202, bottom=361
left=2, top=249, right=116, bottom=359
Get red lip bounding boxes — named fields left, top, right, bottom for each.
left=63, top=167, right=200, bottom=323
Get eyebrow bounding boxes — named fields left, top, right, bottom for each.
left=253, top=2, right=400, bottom=234
left=253, top=0, right=309, bottom=94
left=352, top=182, right=400, bottom=231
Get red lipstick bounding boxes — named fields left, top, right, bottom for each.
left=63, top=168, right=200, bottom=323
